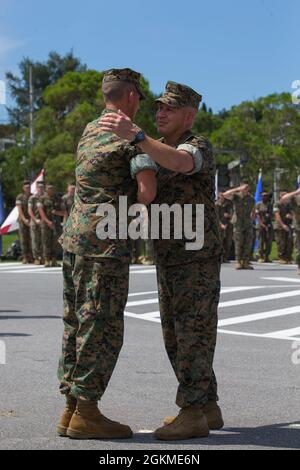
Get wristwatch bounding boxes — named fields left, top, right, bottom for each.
left=131, top=130, right=146, bottom=145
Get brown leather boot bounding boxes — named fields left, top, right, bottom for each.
left=243, top=260, right=254, bottom=270
left=66, top=398, right=133, bottom=440
left=164, top=401, right=224, bottom=430
left=203, top=401, right=224, bottom=430
left=56, top=395, right=77, bottom=437
left=155, top=406, right=209, bottom=440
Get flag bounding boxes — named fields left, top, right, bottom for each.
left=215, top=170, right=219, bottom=200
left=255, top=169, right=263, bottom=205
left=0, top=181, right=5, bottom=255
left=0, top=169, right=45, bottom=235
left=254, top=170, right=263, bottom=252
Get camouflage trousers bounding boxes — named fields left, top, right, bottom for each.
left=275, top=229, right=294, bottom=261
left=30, top=223, right=43, bottom=260
left=41, top=222, right=57, bottom=260
left=258, top=227, right=273, bottom=259
left=233, top=224, right=253, bottom=262
left=221, top=223, right=233, bottom=261
left=294, top=230, right=300, bottom=266
left=156, top=258, right=221, bottom=409
left=19, top=222, right=32, bottom=259
left=58, top=251, right=129, bottom=401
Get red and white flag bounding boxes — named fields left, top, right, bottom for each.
left=0, top=169, right=45, bottom=235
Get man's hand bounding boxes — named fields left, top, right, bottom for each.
left=98, top=110, right=140, bottom=141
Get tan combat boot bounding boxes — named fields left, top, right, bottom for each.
left=297, top=267, right=300, bottom=276
left=34, top=259, right=40, bottom=266
left=235, top=261, right=243, bottom=270
left=164, top=401, right=224, bottom=430
left=56, top=395, right=77, bottom=437
left=51, top=259, right=61, bottom=268
left=243, top=260, right=254, bottom=270
left=258, top=258, right=265, bottom=263
left=66, top=398, right=133, bottom=439
left=44, top=258, right=51, bottom=267
left=155, top=406, right=209, bottom=441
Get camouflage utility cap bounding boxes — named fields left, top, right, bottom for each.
left=156, top=81, right=202, bottom=109
left=102, top=68, right=145, bottom=99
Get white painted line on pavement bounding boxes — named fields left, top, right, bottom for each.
left=128, top=291, right=158, bottom=297
left=125, top=311, right=161, bottom=323
left=218, top=305, right=300, bottom=327
left=219, top=289, right=300, bottom=308
left=262, top=277, right=300, bottom=283
left=263, top=327, right=300, bottom=339
left=126, top=298, right=158, bottom=308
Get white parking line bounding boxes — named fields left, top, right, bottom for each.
left=262, top=277, right=300, bottom=284
left=218, top=305, right=300, bottom=327
left=219, top=289, right=300, bottom=308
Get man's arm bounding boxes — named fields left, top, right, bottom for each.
left=136, top=170, right=157, bottom=205
left=16, top=202, right=30, bottom=226
left=223, top=185, right=247, bottom=200
left=37, top=204, right=54, bottom=229
left=281, top=187, right=300, bottom=203
left=99, top=111, right=195, bottom=173
left=28, top=204, right=40, bottom=225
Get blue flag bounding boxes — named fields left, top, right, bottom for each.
left=254, top=170, right=263, bottom=252
left=0, top=182, right=5, bottom=256
left=255, top=170, right=263, bottom=205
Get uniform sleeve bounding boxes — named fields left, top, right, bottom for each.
left=273, top=203, right=280, bottom=214
left=28, top=196, right=33, bottom=208
left=177, top=143, right=203, bottom=175
left=36, top=199, right=43, bottom=208
left=130, top=154, right=158, bottom=179
left=15, top=195, right=22, bottom=206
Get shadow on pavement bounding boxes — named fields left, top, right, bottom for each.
left=0, top=333, right=32, bottom=337
left=0, top=315, right=61, bottom=320
left=129, top=422, right=300, bottom=449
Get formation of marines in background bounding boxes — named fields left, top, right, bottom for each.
left=15, top=181, right=75, bottom=267
left=216, top=184, right=300, bottom=274
left=16, top=177, right=300, bottom=275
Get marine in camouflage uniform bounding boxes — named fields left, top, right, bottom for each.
left=61, top=184, right=75, bottom=225
left=255, top=192, right=274, bottom=263
left=56, top=68, right=154, bottom=440
left=216, top=193, right=233, bottom=262
left=273, top=191, right=294, bottom=264
left=224, top=184, right=255, bottom=269
left=15, top=181, right=32, bottom=263
left=37, top=185, right=59, bottom=267
left=101, top=81, right=223, bottom=439
left=280, top=188, right=300, bottom=273
left=28, top=182, right=45, bottom=264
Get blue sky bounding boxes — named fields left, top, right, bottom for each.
left=0, top=0, right=298, bottom=123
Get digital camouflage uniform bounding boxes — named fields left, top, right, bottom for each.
left=255, top=200, right=274, bottom=260
left=215, top=198, right=233, bottom=262
left=133, top=82, right=222, bottom=410
left=230, top=193, right=255, bottom=263
left=28, top=194, right=43, bottom=261
left=58, top=101, right=142, bottom=401
left=290, top=195, right=300, bottom=267
left=15, top=192, right=32, bottom=260
left=273, top=200, right=294, bottom=262
left=37, top=194, right=58, bottom=261
left=62, top=193, right=74, bottom=223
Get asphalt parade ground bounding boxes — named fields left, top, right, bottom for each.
left=0, top=261, right=300, bottom=450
